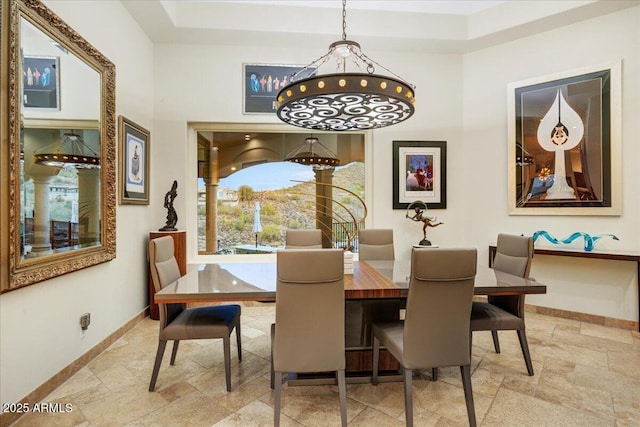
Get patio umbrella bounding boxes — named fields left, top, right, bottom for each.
left=252, top=201, right=262, bottom=247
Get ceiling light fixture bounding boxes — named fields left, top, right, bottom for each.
left=276, top=0, right=415, bottom=131
left=284, top=136, right=340, bottom=170
left=33, top=132, right=100, bottom=169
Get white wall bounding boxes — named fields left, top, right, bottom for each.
left=1, top=0, right=638, bottom=408
left=152, top=41, right=466, bottom=260
left=152, top=7, right=640, bottom=323
left=462, top=7, right=640, bottom=321
left=0, top=1, right=154, bottom=406
left=155, top=7, right=639, bottom=322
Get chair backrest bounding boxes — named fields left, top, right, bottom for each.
left=403, top=248, right=477, bottom=369
left=148, top=236, right=184, bottom=328
left=273, top=249, right=345, bottom=373
left=358, top=228, right=395, bottom=261
left=493, top=233, right=533, bottom=278
left=285, top=229, right=322, bottom=249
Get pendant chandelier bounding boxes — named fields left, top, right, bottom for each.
left=284, top=137, right=340, bottom=170
left=276, top=0, right=415, bottom=132
left=33, top=132, right=100, bottom=169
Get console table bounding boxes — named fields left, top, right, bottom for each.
left=489, top=245, right=640, bottom=331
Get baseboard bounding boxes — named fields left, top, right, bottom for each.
left=0, top=308, right=149, bottom=427
left=473, top=296, right=638, bottom=331
left=528, top=305, right=638, bottom=331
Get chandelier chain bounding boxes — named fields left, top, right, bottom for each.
left=342, top=0, right=347, bottom=41
left=289, top=50, right=332, bottom=82
left=358, top=50, right=416, bottom=90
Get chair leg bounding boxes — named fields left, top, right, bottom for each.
left=170, top=340, right=180, bottom=365
left=460, top=365, right=477, bottom=427
left=235, top=322, right=242, bottom=361
left=491, top=330, right=501, bottom=353
left=403, top=367, right=413, bottom=427
left=372, top=335, right=380, bottom=385
left=270, top=324, right=275, bottom=390
left=517, top=329, right=534, bottom=376
left=223, top=336, right=231, bottom=391
left=274, top=371, right=284, bottom=427
left=337, top=369, right=347, bottom=427
left=149, top=340, right=167, bottom=392
left=432, top=367, right=438, bottom=381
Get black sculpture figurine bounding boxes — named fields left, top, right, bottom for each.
left=159, top=180, right=178, bottom=231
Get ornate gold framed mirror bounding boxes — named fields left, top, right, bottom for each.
left=1, top=0, right=116, bottom=291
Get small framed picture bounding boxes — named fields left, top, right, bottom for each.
left=118, top=116, right=150, bottom=205
left=23, top=55, right=60, bottom=110
left=393, top=141, right=447, bottom=210
left=243, top=63, right=316, bottom=114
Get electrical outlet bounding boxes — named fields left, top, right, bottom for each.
left=80, top=313, right=91, bottom=331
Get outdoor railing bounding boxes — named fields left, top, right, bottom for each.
left=332, top=220, right=365, bottom=252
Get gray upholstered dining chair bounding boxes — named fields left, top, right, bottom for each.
left=470, top=233, right=535, bottom=375
left=358, top=228, right=395, bottom=260
left=372, top=248, right=477, bottom=427
left=272, top=249, right=347, bottom=427
left=148, top=236, right=242, bottom=392
left=356, top=228, right=402, bottom=344
left=284, top=229, right=323, bottom=248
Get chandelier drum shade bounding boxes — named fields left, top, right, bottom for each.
left=33, top=132, right=100, bottom=169
left=276, top=1, right=415, bottom=132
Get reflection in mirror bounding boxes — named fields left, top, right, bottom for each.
left=21, top=121, right=100, bottom=259
left=2, top=0, right=116, bottom=291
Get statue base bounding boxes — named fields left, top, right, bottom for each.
left=159, top=226, right=178, bottom=232
left=418, top=239, right=432, bottom=246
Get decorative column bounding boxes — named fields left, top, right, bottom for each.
left=30, top=175, right=53, bottom=255
left=77, top=168, right=100, bottom=245
left=205, top=145, right=218, bottom=253
left=314, top=167, right=334, bottom=248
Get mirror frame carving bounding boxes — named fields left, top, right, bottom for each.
left=1, top=0, right=116, bottom=291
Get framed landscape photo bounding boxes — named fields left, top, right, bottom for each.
left=23, top=55, right=60, bottom=110
left=393, top=141, right=447, bottom=209
left=118, top=116, right=150, bottom=205
left=243, top=63, right=316, bottom=114
left=507, top=62, right=621, bottom=216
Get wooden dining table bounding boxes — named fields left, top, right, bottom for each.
left=155, top=259, right=546, bottom=380
left=154, top=259, right=547, bottom=303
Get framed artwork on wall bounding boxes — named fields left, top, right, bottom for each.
left=243, top=63, right=316, bottom=114
left=22, top=55, right=60, bottom=110
left=393, top=141, right=447, bottom=209
left=118, top=116, right=150, bottom=205
left=507, top=62, right=621, bottom=215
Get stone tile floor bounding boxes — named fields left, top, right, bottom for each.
left=11, top=304, right=640, bottom=426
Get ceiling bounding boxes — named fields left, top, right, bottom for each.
left=209, top=1, right=505, bottom=15
left=122, top=0, right=638, bottom=53
left=123, top=1, right=636, bottom=162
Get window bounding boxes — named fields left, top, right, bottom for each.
left=196, top=130, right=365, bottom=255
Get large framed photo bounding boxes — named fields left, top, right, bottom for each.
left=243, top=63, right=316, bottom=114
left=118, top=116, right=150, bottom=205
left=507, top=62, right=621, bottom=215
left=393, top=141, right=447, bottom=210
left=23, top=55, right=60, bottom=109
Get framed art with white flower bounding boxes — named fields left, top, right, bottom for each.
left=507, top=62, right=621, bottom=216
